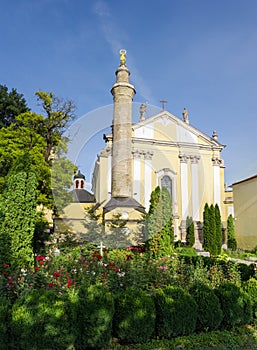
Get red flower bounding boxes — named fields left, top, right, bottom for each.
left=48, top=282, right=54, bottom=287
left=67, top=279, right=72, bottom=288
left=39, top=261, right=44, bottom=265
left=36, top=255, right=45, bottom=261
left=35, top=266, right=40, bottom=271
left=3, top=263, right=9, bottom=268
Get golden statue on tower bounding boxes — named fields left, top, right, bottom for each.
left=119, top=49, right=127, bottom=66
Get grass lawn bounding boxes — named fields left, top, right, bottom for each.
left=108, top=326, right=257, bottom=349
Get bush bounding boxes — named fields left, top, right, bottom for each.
left=113, top=287, right=155, bottom=343
left=189, top=282, right=223, bottom=331
left=214, top=282, right=252, bottom=328
left=154, top=285, right=197, bottom=338
left=242, top=278, right=257, bottom=322
left=11, top=289, right=73, bottom=350
left=0, top=297, right=11, bottom=349
left=72, top=284, right=114, bottom=350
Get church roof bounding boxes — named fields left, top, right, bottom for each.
left=103, top=196, right=145, bottom=214
left=71, top=189, right=95, bottom=203
left=233, top=174, right=257, bottom=186
left=73, top=170, right=86, bottom=180
left=132, top=110, right=225, bottom=149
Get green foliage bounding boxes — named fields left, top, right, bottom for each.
left=189, top=282, right=223, bottom=331
left=11, top=289, right=73, bottom=350
left=0, top=154, right=37, bottom=269
left=242, top=278, right=257, bottom=322
left=145, top=187, right=174, bottom=257
left=154, top=285, right=197, bottom=338
left=203, top=203, right=222, bottom=256
left=72, top=284, right=114, bottom=349
left=203, top=203, right=210, bottom=253
left=215, top=204, right=222, bottom=255
left=35, top=90, right=76, bottom=162
left=113, top=287, right=156, bottom=343
left=227, top=214, right=237, bottom=250
left=186, top=216, right=195, bottom=247
left=0, top=296, right=11, bottom=349
left=215, top=282, right=252, bottom=327
left=0, top=84, right=29, bottom=128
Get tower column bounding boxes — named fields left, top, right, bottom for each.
left=111, top=51, right=136, bottom=198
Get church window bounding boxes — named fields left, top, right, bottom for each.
left=75, top=180, right=79, bottom=189
left=81, top=180, right=84, bottom=189
left=161, top=175, right=172, bottom=198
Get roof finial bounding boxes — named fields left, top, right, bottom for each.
left=119, top=49, right=127, bottom=66
left=160, top=99, right=167, bottom=110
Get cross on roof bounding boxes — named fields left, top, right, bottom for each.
left=160, top=99, right=168, bottom=110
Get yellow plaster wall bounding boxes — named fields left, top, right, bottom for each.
left=233, top=177, right=257, bottom=250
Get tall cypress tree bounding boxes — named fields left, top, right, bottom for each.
left=145, top=187, right=173, bottom=257
left=227, top=214, right=237, bottom=251
left=215, top=204, right=222, bottom=255
left=203, top=203, right=210, bottom=252
left=186, top=216, right=195, bottom=247
left=209, top=204, right=217, bottom=255
left=0, top=153, right=37, bottom=269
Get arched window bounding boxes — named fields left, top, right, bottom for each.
left=80, top=180, right=84, bottom=189
left=161, top=175, right=172, bottom=198
left=75, top=180, right=79, bottom=189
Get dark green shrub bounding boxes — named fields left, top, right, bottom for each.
left=0, top=297, right=11, bottom=350
left=154, top=285, right=197, bottom=338
left=215, top=282, right=252, bottom=328
left=113, top=287, right=155, bottom=343
left=189, top=282, right=223, bottom=331
left=242, top=278, right=257, bottom=322
left=11, top=289, right=73, bottom=350
left=72, top=284, right=114, bottom=350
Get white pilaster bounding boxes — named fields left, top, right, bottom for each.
left=132, top=150, right=141, bottom=203
left=191, top=156, right=200, bottom=221
left=144, top=151, right=153, bottom=211
left=107, top=155, right=112, bottom=200
left=179, top=154, right=189, bottom=220
left=213, top=157, right=221, bottom=207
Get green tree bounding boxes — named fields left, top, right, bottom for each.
left=0, top=84, right=29, bottom=128
left=145, top=186, right=174, bottom=256
left=35, top=91, right=76, bottom=162
left=215, top=204, right=222, bottom=255
left=203, top=203, right=210, bottom=252
left=0, top=153, right=37, bottom=269
left=227, top=214, right=237, bottom=251
left=186, top=216, right=195, bottom=247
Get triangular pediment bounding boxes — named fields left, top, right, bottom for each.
left=132, top=110, right=224, bottom=149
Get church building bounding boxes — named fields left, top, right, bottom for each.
left=90, top=50, right=232, bottom=245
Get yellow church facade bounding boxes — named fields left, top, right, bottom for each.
left=93, top=107, right=231, bottom=244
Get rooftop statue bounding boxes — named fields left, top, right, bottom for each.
left=119, top=49, right=127, bottom=66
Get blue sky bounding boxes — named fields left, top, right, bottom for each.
left=1, top=0, right=257, bottom=189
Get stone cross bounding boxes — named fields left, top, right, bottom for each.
left=98, top=241, right=105, bottom=256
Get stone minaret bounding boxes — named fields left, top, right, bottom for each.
left=110, top=49, right=135, bottom=198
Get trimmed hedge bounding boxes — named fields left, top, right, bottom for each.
left=215, top=282, right=252, bottom=327
left=154, top=285, right=197, bottom=338
left=242, top=278, right=257, bottom=322
left=189, top=282, right=223, bottom=331
left=0, top=297, right=11, bottom=350
left=72, top=284, right=114, bottom=350
left=113, top=287, right=156, bottom=343
left=11, top=289, right=73, bottom=350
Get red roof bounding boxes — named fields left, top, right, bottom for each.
left=233, top=174, right=257, bottom=186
